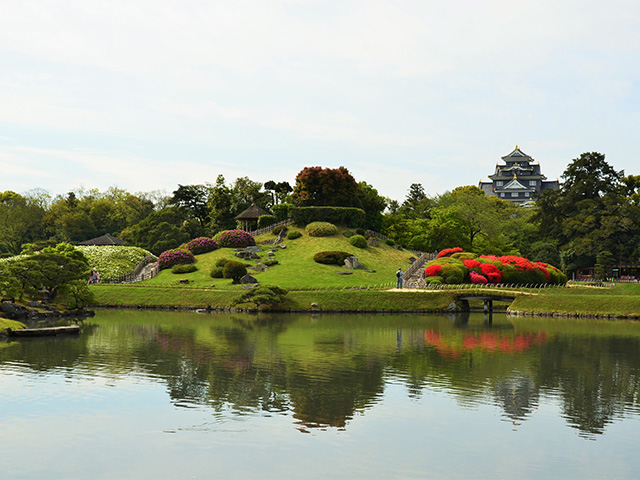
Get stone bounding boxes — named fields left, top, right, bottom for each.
left=243, top=246, right=262, bottom=253
left=367, top=236, right=379, bottom=247
left=28, top=301, right=40, bottom=307
left=408, top=256, right=417, bottom=264
left=267, top=251, right=276, bottom=257
left=240, top=274, right=258, bottom=284
left=250, top=253, right=261, bottom=260
left=179, top=279, right=190, bottom=284
left=279, top=244, right=287, bottom=249
left=1, top=302, right=31, bottom=320
left=311, top=302, right=319, bottom=308
left=254, top=263, right=268, bottom=272
left=274, top=228, right=287, bottom=245
left=337, top=271, right=353, bottom=275
left=363, top=269, right=376, bottom=273
left=234, top=251, right=253, bottom=260
left=343, top=256, right=363, bottom=269
left=242, top=284, right=258, bottom=289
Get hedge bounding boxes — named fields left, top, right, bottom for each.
left=290, top=206, right=365, bottom=227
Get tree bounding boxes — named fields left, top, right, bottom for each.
left=354, top=182, right=387, bottom=231
left=207, top=175, right=236, bottom=232
left=594, top=250, right=616, bottom=280
left=0, top=191, right=47, bottom=254
left=291, top=166, right=358, bottom=207
left=169, top=184, right=212, bottom=230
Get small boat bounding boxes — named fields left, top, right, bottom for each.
left=5, top=325, right=81, bottom=337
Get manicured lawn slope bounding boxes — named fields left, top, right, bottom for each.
left=142, top=227, right=415, bottom=290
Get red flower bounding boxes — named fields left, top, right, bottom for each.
left=424, top=264, right=443, bottom=277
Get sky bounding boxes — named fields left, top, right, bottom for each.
left=1, top=0, right=639, bottom=203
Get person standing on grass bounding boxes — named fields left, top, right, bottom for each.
left=396, top=268, right=403, bottom=289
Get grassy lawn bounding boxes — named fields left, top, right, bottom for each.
left=142, top=226, right=414, bottom=290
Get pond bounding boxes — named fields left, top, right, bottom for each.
left=2, top=310, right=640, bottom=479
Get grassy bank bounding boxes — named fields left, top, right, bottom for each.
left=510, top=283, right=640, bottom=317
left=91, top=284, right=456, bottom=312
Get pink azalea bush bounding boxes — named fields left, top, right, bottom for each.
left=186, top=237, right=218, bottom=255
left=215, top=230, right=256, bottom=248
left=158, top=248, right=195, bottom=269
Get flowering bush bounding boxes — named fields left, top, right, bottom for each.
left=425, top=249, right=566, bottom=285
left=78, top=246, right=155, bottom=281
left=437, top=247, right=464, bottom=258
left=186, top=237, right=218, bottom=255
left=158, top=249, right=195, bottom=269
left=469, top=271, right=488, bottom=284
left=215, top=230, right=255, bottom=248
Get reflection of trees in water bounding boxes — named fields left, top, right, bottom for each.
left=493, top=375, right=539, bottom=422
left=537, top=336, right=640, bottom=438
left=5, top=313, right=640, bottom=437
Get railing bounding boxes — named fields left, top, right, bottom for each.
left=249, top=219, right=293, bottom=237
left=101, top=256, right=159, bottom=284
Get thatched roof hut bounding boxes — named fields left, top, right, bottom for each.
left=234, top=203, right=270, bottom=231
left=78, top=233, right=125, bottom=246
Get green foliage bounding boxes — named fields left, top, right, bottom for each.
left=306, top=222, right=338, bottom=237
left=286, top=230, right=302, bottom=240
left=257, top=215, right=276, bottom=229
left=595, top=250, right=616, bottom=280
left=264, top=259, right=279, bottom=266
left=171, top=264, right=198, bottom=274
left=121, top=206, right=192, bottom=255
left=349, top=234, right=368, bottom=248
left=222, top=261, right=248, bottom=283
left=272, top=203, right=293, bottom=221
left=234, top=285, right=289, bottom=309
left=60, top=280, right=95, bottom=309
left=355, top=228, right=366, bottom=236
left=210, top=266, right=224, bottom=278
left=216, top=258, right=231, bottom=268
left=272, top=225, right=288, bottom=236
left=292, top=207, right=365, bottom=227
left=425, top=276, right=444, bottom=285
left=258, top=215, right=276, bottom=228
left=169, top=184, right=212, bottom=228
left=313, top=251, right=352, bottom=265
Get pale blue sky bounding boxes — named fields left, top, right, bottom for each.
left=1, top=0, right=638, bottom=202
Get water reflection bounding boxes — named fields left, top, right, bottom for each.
left=3, top=310, right=640, bottom=439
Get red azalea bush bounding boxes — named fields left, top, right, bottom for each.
left=437, top=247, right=464, bottom=258
left=158, top=248, right=195, bottom=269
left=425, top=249, right=566, bottom=285
left=186, top=237, right=218, bottom=255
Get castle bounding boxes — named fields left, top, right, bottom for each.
left=478, top=146, right=559, bottom=204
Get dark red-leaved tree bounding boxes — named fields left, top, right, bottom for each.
left=291, top=166, right=359, bottom=207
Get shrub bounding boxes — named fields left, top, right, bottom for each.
left=210, top=267, right=224, bottom=278
left=272, top=225, right=288, bottom=236
left=313, top=251, right=352, bottom=265
left=234, top=285, right=289, bottom=308
left=171, top=264, right=198, bottom=274
left=185, top=237, right=218, bottom=255
left=158, top=249, right=195, bottom=269
left=258, top=215, right=276, bottom=229
left=437, top=247, right=464, bottom=258
left=286, top=230, right=302, bottom=240
left=264, top=259, right=279, bottom=266
left=385, top=239, right=395, bottom=246
left=443, top=268, right=464, bottom=284
left=355, top=228, right=366, bottom=236
left=216, top=258, right=231, bottom=268
left=469, top=271, right=488, bottom=284
left=222, top=261, right=248, bottom=283
left=342, top=231, right=354, bottom=238
left=306, top=222, right=338, bottom=237
left=215, top=230, right=255, bottom=248
left=349, top=234, right=368, bottom=248
left=272, top=203, right=293, bottom=221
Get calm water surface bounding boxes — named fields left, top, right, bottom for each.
left=2, top=310, right=640, bottom=479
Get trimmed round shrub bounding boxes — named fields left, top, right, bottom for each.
left=306, top=222, right=338, bottom=237
left=313, top=251, right=352, bottom=265
left=425, top=276, right=444, bottom=285
left=210, top=266, right=224, bottom=278
left=349, top=234, right=367, bottom=248
left=272, top=225, right=288, bottom=236
left=286, top=230, right=302, bottom=240
left=158, top=249, right=195, bottom=269
left=185, top=237, right=218, bottom=255
left=215, top=230, right=256, bottom=248
left=222, top=261, right=248, bottom=283
left=355, top=228, right=366, bottom=236
left=216, top=258, right=231, bottom=268
left=385, top=239, right=395, bottom=246
left=171, top=264, right=198, bottom=274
